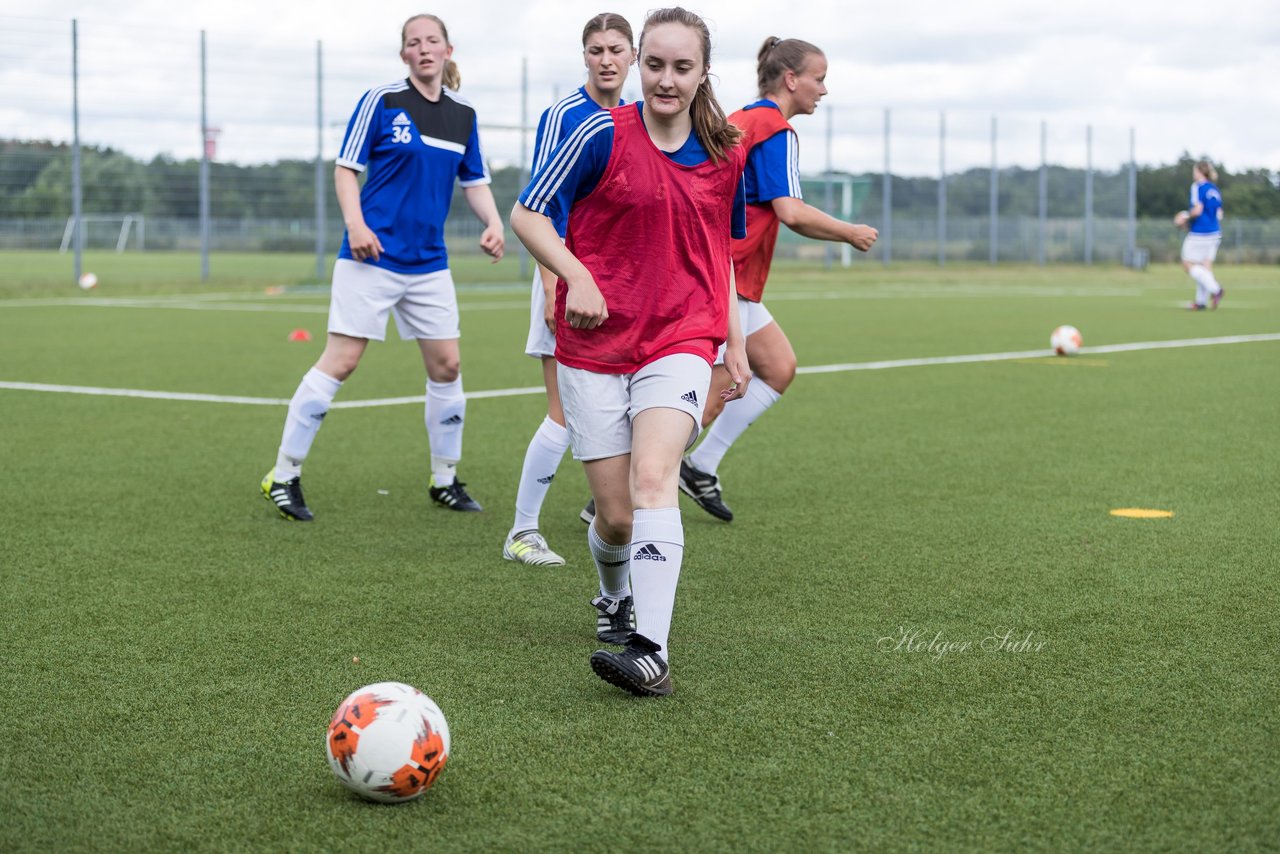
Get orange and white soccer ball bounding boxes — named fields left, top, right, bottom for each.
left=326, top=681, right=450, bottom=803
left=1050, top=325, right=1082, bottom=356
left=78, top=272, right=98, bottom=290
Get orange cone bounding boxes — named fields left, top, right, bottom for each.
left=288, top=328, right=312, bottom=342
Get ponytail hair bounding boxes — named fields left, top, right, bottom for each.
left=639, top=7, right=741, bottom=165
left=402, top=14, right=462, bottom=90
left=1195, top=158, right=1218, bottom=183
left=756, top=36, right=823, bottom=97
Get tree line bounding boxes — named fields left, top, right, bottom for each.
left=2, top=139, right=1277, bottom=222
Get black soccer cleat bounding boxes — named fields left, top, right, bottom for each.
left=580, top=498, right=596, bottom=525
left=590, top=633, right=672, bottom=697
left=678, top=458, right=733, bottom=522
left=429, top=478, right=483, bottom=512
left=591, top=595, right=636, bottom=644
left=261, top=470, right=314, bottom=521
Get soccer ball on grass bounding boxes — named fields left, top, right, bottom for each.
left=326, top=681, right=450, bottom=803
left=1050, top=325, right=1082, bottom=356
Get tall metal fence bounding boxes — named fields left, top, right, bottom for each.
left=2, top=16, right=1276, bottom=285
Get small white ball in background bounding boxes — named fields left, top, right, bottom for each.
left=1050, top=325, right=1082, bottom=356
left=78, top=272, right=99, bottom=290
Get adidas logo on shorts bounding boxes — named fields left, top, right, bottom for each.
left=680, top=389, right=699, bottom=407
left=633, top=544, right=667, bottom=562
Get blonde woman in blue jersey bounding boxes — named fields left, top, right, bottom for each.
left=1174, top=159, right=1225, bottom=310
left=261, top=14, right=504, bottom=521
left=502, top=13, right=636, bottom=566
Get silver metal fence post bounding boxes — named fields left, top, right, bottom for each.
left=71, top=19, right=83, bottom=285
left=200, top=30, right=210, bottom=282
left=519, top=57, right=529, bottom=279
left=1127, top=127, right=1136, bottom=265
left=1038, top=120, right=1047, bottom=266
left=315, top=40, right=325, bottom=281
left=938, top=111, right=945, bottom=267
left=1084, top=124, right=1094, bottom=265
left=989, top=116, right=997, bottom=265
left=824, top=104, right=834, bottom=269
left=882, top=108, right=891, bottom=266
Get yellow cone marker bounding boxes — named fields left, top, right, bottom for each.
left=1109, top=508, right=1174, bottom=519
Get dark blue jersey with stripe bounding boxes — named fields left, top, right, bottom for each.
left=739, top=99, right=803, bottom=204
left=1189, top=181, right=1223, bottom=235
left=532, top=86, right=622, bottom=236
left=336, top=80, right=490, bottom=274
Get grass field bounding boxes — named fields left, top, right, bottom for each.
left=2, top=252, right=1278, bottom=851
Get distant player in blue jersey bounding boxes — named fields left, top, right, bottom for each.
left=261, top=14, right=504, bottom=521
left=502, top=13, right=637, bottom=568
left=1174, top=159, right=1225, bottom=310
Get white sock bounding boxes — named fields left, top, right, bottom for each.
left=589, top=522, right=631, bottom=599
left=630, top=507, right=683, bottom=662
left=1189, top=264, right=1221, bottom=297
left=512, top=417, right=571, bottom=533
left=689, top=380, right=783, bottom=476
left=275, top=367, right=342, bottom=479
left=426, top=377, right=466, bottom=485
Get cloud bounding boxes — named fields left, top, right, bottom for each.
left=8, top=0, right=1278, bottom=175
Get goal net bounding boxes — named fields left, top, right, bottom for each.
left=59, top=213, right=146, bottom=252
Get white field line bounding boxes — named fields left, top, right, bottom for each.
left=796, top=332, right=1280, bottom=374
left=3, top=333, right=1277, bottom=408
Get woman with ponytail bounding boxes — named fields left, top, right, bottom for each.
left=511, top=7, right=749, bottom=697
left=503, top=13, right=637, bottom=569
left=259, top=14, right=503, bottom=522
left=678, top=36, right=879, bottom=523
left=1174, top=159, right=1225, bottom=310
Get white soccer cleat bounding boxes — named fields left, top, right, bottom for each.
left=502, top=529, right=566, bottom=567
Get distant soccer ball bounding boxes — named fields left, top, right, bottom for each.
left=78, top=272, right=98, bottom=290
left=1050, top=325, right=1082, bottom=356
left=326, top=681, right=450, bottom=804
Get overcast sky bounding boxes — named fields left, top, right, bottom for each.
left=3, top=0, right=1278, bottom=177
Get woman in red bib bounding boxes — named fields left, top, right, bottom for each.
left=679, top=37, right=878, bottom=523
left=512, top=6, right=749, bottom=697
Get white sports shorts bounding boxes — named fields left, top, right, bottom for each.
left=328, top=258, right=460, bottom=341
left=524, top=267, right=556, bottom=358
left=557, top=352, right=712, bottom=461
left=1181, top=233, right=1221, bottom=265
left=714, top=296, right=775, bottom=365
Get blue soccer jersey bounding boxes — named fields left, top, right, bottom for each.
left=336, top=80, right=490, bottom=274
left=533, top=87, right=623, bottom=236
left=739, top=99, right=802, bottom=204
left=519, top=103, right=746, bottom=238
left=1189, top=181, right=1223, bottom=235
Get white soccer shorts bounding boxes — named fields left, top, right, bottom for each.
left=714, top=296, right=775, bottom=365
left=328, top=259, right=461, bottom=341
left=1181, top=233, right=1221, bottom=265
left=524, top=267, right=556, bottom=358
left=558, top=353, right=712, bottom=461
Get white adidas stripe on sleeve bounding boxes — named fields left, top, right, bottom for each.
left=523, top=111, right=613, bottom=215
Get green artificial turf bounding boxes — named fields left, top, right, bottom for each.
left=1, top=255, right=1277, bottom=851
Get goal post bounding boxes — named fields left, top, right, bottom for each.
left=790, top=174, right=873, bottom=266
left=59, top=213, right=146, bottom=253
